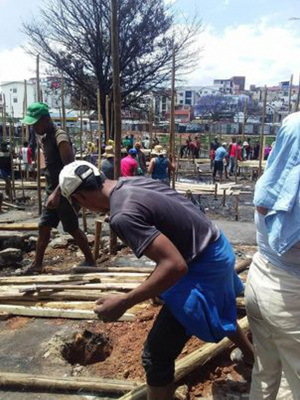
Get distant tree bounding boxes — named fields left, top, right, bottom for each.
left=195, top=95, right=261, bottom=122
left=194, top=95, right=237, bottom=121
left=23, top=0, right=202, bottom=134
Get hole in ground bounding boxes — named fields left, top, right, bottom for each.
left=61, top=330, right=113, bottom=366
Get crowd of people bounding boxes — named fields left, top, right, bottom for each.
left=1, top=101, right=298, bottom=399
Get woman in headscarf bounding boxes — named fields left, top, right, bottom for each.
left=245, top=111, right=300, bottom=399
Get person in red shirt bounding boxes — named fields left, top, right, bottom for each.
left=121, top=148, right=138, bottom=177
left=228, top=137, right=242, bottom=175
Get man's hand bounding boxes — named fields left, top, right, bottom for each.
left=94, top=294, right=130, bottom=322
left=46, top=190, right=61, bottom=209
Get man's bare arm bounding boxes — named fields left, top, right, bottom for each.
left=94, top=234, right=188, bottom=321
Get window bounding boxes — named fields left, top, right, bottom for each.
left=13, top=98, right=18, bottom=103
left=186, top=99, right=192, bottom=105
left=13, top=88, right=17, bottom=93
left=180, top=100, right=183, bottom=104
left=186, top=91, right=192, bottom=98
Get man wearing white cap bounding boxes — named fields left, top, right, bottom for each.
left=59, top=160, right=254, bottom=400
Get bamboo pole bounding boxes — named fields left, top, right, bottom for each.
left=149, top=105, right=153, bottom=150
left=0, top=372, right=140, bottom=394
left=24, top=80, right=29, bottom=141
left=97, top=88, right=102, bottom=170
left=82, top=208, right=87, bottom=232
left=61, top=71, right=66, bottom=132
left=105, top=95, right=110, bottom=142
left=288, top=74, right=293, bottom=114
left=9, top=116, right=16, bottom=201
left=259, top=86, right=268, bottom=176
left=295, top=74, right=300, bottom=113
left=80, top=94, right=83, bottom=159
left=0, top=304, right=134, bottom=321
left=241, top=99, right=248, bottom=145
left=36, top=55, right=42, bottom=215
left=93, top=219, right=102, bottom=260
left=170, top=43, right=176, bottom=189
left=110, top=0, right=122, bottom=255
left=2, top=94, right=6, bottom=142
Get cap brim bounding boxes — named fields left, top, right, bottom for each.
left=20, top=115, right=39, bottom=125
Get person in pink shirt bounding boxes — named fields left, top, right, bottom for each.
left=121, top=148, right=138, bottom=177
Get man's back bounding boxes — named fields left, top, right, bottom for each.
left=110, top=177, right=219, bottom=263
left=121, top=155, right=137, bottom=177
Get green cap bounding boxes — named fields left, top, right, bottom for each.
left=21, top=102, right=49, bottom=125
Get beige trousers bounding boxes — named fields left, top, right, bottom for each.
left=245, top=252, right=300, bottom=400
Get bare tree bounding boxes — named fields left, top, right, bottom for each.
left=23, top=0, right=202, bottom=133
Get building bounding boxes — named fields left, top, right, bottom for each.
left=0, top=81, right=35, bottom=118
left=213, top=76, right=246, bottom=95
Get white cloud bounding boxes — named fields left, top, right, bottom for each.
left=0, top=47, right=36, bottom=83
left=187, top=17, right=300, bottom=88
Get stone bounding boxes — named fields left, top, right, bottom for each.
left=49, top=237, right=68, bottom=249
left=0, top=248, right=23, bottom=267
left=86, top=234, right=95, bottom=245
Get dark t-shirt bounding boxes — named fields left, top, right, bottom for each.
left=42, top=127, right=71, bottom=194
left=0, top=151, right=11, bottom=173
left=101, top=158, right=114, bottom=180
left=110, top=177, right=220, bottom=263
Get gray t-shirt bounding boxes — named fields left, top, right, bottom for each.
left=110, top=177, right=220, bottom=263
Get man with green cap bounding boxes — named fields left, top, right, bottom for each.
left=21, top=102, right=95, bottom=274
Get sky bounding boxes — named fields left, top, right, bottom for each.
left=1, top=0, right=300, bottom=89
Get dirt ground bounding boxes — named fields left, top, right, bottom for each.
left=0, top=168, right=257, bottom=399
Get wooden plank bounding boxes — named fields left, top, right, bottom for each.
left=0, top=223, right=39, bottom=231
left=0, top=304, right=134, bottom=321
left=0, top=272, right=149, bottom=285
left=0, top=372, right=140, bottom=394
left=119, top=317, right=249, bottom=399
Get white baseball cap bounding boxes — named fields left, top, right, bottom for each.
left=59, top=161, right=101, bottom=201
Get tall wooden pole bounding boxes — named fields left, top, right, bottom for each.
left=170, top=43, right=176, bottom=189
left=24, top=80, right=29, bottom=141
left=2, top=95, right=6, bottom=142
left=288, top=74, right=293, bottom=114
left=10, top=111, right=16, bottom=200
left=110, top=0, right=122, bottom=255
left=259, top=86, right=268, bottom=176
left=149, top=105, right=153, bottom=150
left=61, top=72, right=66, bottom=132
left=295, top=74, right=300, bottom=113
left=97, top=88, right=102, bottom=171
left=36, top=55, right=42, bottom=215
left=241, top=99, right=248, bottom=145
left=105, top=95, right=110, bottom=143
left=80, top=95, right=83, bottom=159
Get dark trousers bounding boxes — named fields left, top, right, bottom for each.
left=142, top=305, right=190, bottom=387
left=213, top=160, right=224, bottom=178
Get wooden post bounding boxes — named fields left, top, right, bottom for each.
left=105, top=95, right=110, bottom=142
left=235, top=195, right=239, bottom=221
left=259, top=86, right=268, bottom=176
left=79, top=95, right=83, bottom=159
left=19, top=163, right=25, bottom=200
left=214, top=182, right=218, bottom=200
left=2, top=94, right=6, bottom=142
left=82, top=208, right=87, bottom=233
left=61, top=72, right=66, bottom=132
left=110, top=0, right=122, bottom=255
left=222, top=188, right=227, bottom=207
left=288, top=74, right=293, bottom=114
left=24, top=80, right=29, bottom=141
left=170, top=43, right=176, bottom=189
left=241, top=99, right=248, bottom=145
left=97, top=89, right=102, bottom=170
left=295, top=74, right=300, bottom=113
left=148, top=106, right=153, bottom=150
left=9, top=120, right=16, bottom=201
left=93, top=220, right=102, bottom=260
left=36, top=55, right=42, bottom=215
